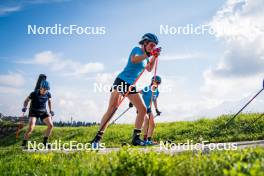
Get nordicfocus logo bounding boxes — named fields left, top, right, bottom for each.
left=159, top=140, right=238, bottom=151
left=159, top=24, right=236, bottom=36
left=93, top=83, right=172, bottom=93
left=25, top=140, right=106, bottom=151
left=160, top=24, right=214, bottom=35
left=27, top=24, right=106, bottom=35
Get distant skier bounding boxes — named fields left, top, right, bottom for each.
left=91, top=33, right=160, bottom=146
left=21, top=75, right=54, bottom=148
left=141, top=76, right=162, bottom=145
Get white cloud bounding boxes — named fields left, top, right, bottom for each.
left=202, top=70, right=262, bottom=101
left=160, top=53, right=204, bottom=61
left=0, top=73, right=25, bottom=87
left=0, top=6, right=21, bottom=16
left=17, top=51, right=58, bottom=65
left=0, top=0, right=70, bottom=16
left=68, top=62, right=104, bottom=76
left=208, top=0, right=264, bottom=77
left=0, top=86, right=20, bottom=94
left=34, top=51, right=58, bottom=64
left=94, top=72, right=118, bottom=85
left=210, top=0, right=264, bottom=42
left=17, top=51, right=104, bottom=76
left=199, top=0, right=264, bottom=117
left=53, top=88, right=103, bottom=122
left=203, top=0, right=264, bottom=96
left=197, top=92, right=264, bottom=118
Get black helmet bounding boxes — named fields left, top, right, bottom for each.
left=139, top=33, right=159, bottom=45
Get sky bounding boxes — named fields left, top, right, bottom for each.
left=0, top=0, right=263, bottom=123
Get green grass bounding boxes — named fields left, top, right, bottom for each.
left=1, top=113, right=264, bottom=148
left=0, top=147, right=264, bottom=175
left=0, top=113, right=264, bottom=175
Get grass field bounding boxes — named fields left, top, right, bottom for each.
left=0, top=113, right=264, bottom=175
left=1, top=147, right=264, bottom=175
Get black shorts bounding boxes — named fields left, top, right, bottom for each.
left=29, top=109, right=49, bottom=120
left=110, top=77, right=138, bottom=95
left=147, top=108, right=152, bottom=114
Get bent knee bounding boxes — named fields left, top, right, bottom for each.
left=27, top=129, right=33, bottom=133
left=48, top=123, right=54, bottom=129
left=28, top=126, right=34, bottom=132
left=137, top=106, right=147, bottom=115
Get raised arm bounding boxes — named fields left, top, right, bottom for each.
left=146, top=48, right=161, bottom=72
left=131, top=53, right=149, bottom=64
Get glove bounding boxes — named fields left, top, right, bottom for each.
left=22, top=107, right=27, bottom=113
left=156, top=109, right=161, bottom=116
left=50, top=111, right=55, bottom=116
left=151, top=47, right=162, bottom=57
left=129, top=102, right=134, bottom=108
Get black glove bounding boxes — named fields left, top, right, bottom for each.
left=129, top=102, right=133, bottom=108
left=50, top=111, right=55, bottom=116
left=22, top=107, right=27, bottom=113
left=156, top=109, right=161, bottom=116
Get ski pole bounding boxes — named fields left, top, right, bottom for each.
left=211, top=80, right=264, bottom=138
left=145, top=54, right=159, bottom=140
left=224, top=87, right=264, bottom=127
left=110, top=107, right=131, bottom=125
left=243, top=113, right=264, bottom=131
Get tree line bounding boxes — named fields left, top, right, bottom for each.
left=0, top=113, right=98, bottom=127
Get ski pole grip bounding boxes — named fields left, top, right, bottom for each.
left=129, top=102, right=133, bottom=108
left=151, top=47, right=162, bottom=56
